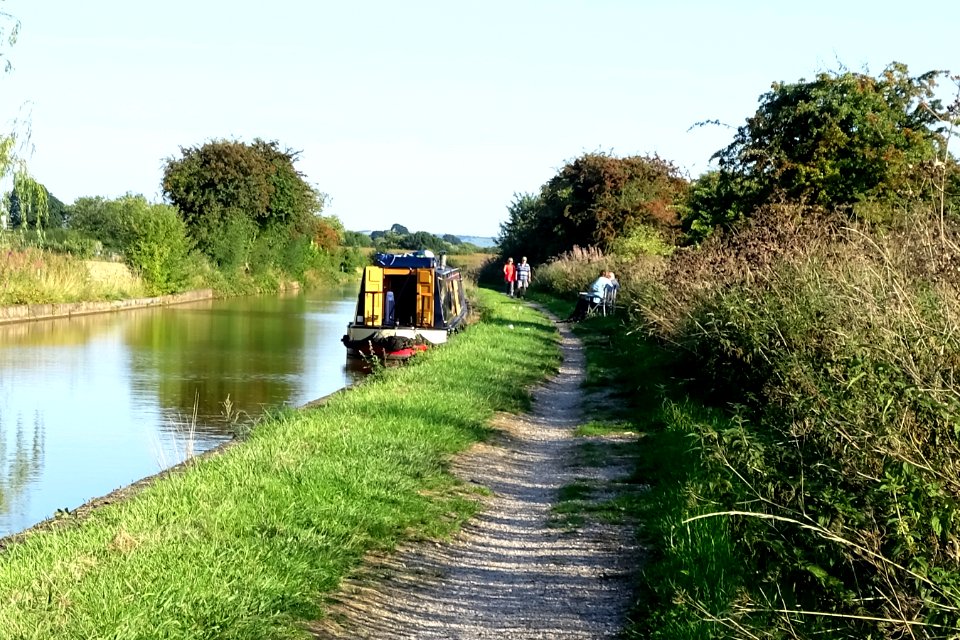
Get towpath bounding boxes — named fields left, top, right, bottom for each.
left=310, top=314, right=639, bottom=638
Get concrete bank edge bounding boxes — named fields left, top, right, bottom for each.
left=0, top=289, right=216, bottom=324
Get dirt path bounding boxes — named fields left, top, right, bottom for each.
left=310, top=318, right=639, bottom=639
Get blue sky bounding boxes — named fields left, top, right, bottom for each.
left=0, top=1, right=956, bottom=237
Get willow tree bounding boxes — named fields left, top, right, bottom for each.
left=0, top=8, right=47, bottom=235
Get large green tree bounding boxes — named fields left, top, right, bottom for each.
left=162, top=138, right=324, bottom=261
left=684, top=63, right=957, bottom=240
left=499, top=152, right=688, bottom=264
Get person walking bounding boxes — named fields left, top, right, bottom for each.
left=516, top=256, right=532, bottom=297
left=503, top=257, right=517, bottom=297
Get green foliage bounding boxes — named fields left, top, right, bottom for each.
left=498, top=153, right=688, bottom=264
left=497, top=192, right=544, bottom=263
left=7, top=185, right=63, bottom=229
left=161, top=138, right=324, bottom=260
left=608, top=222, right=673, bottom=258
left=0, top=9, right=18, bottom=74
left=627, top=206, right=960, bottom=635
left=126, top=202, right=194, bottom=295
left=367, top=226, right=481, bottom=256
left=7, top=228, right=99, bottom=258
left=67, top=195, right=136, bottom=254
left=64, top=194, right=195, bottom=294
left=0, top=245, right=146, bottom=304
left=343, top=230, right=373, bottom=247
left=684, top=63, right=957, bottom=240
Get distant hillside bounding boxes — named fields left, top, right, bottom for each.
left=355, top=230, right=497, bottom=249
left=457, top=235, right=497, bottom=248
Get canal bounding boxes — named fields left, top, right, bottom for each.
left=0, top=285, right=361, bottom=538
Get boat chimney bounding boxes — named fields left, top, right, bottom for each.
left=439, top=252, right=447, bottom=268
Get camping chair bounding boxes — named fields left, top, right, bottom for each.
left=600, top=284, right=618, bottom=316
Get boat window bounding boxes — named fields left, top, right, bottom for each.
left=442, top=278, right=456, bottom=321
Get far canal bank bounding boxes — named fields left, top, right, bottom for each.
left=0, top=288, right=216, bottom=325
left=0, top=285, right=361, bottom=538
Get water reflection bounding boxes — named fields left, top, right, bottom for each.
left=0, top=286, right=360, bottom=537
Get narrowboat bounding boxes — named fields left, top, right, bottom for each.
left=341, top=251, right=469, bottom=360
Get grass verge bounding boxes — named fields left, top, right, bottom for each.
left=0, top=288, right=559, bottom=639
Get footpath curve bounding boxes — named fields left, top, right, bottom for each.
left=311, top=313, right=638, bottom=639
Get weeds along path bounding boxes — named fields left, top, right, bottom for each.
left=310, top=315, right=638, bottom=639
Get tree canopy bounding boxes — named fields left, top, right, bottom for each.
left=7, top=186, right=65, bottom=228
left=498, top=152, right=688, bottom=264
left=683, top=63, right=959, bottom=240
left=162, top=138, right=325, bottom=260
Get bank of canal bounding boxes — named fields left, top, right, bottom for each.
left=0, top=285, right=362, bottom=538
left=0, top=290, right=562, bottom=639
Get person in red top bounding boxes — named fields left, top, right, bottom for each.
left=503, top=257, right=517, bottom=297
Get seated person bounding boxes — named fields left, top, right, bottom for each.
left=607, top=271, right=619, bottom=292
left=561, top=270, right=613, bottom=322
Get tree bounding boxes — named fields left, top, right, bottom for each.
left=8, top=186, right=65, bottom=228
left=498, top=153, right=688, bottom=264
left=398, top=230, right=447, bottom=253
left=1, top=7, right=18, bottom=74
left=343, top=230, right=373, bottom=247
left=0, top=11, right=48, bottom=235
left=161, top=138, right=324, bottom=261
left=683, top=63, right=957, bottom=239
left=497, top=192, right=544, bottom=262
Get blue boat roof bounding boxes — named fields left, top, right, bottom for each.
left=373, top=252, right=436, bottom=268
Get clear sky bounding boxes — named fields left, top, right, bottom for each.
left=0, top=1, right=956, bottom=237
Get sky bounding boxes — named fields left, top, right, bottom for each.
left=0, top=1, right=957, bottom=238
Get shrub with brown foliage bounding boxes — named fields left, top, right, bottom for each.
left=631, top=203, right=960, bottom=635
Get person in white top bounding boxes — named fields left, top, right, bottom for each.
left=560, top=270, right=612, bottom=322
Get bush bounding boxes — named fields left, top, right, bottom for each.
left=126, top=203, right=194, bottom=295
left=630, top=204, right=960, bottom=634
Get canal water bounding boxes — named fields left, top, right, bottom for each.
left=0, top=286, right=362, bottom=538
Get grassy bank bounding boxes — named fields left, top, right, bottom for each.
left=0, top=289, right=559, bottom=639
left=0, top=247, right=148, bottom=305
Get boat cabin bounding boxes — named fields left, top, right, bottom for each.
left=342, top=251, right=468, bottom=358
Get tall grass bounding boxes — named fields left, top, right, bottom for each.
left=0, top=246, right=146, bottom=304
left=532, top=244, right=664, bottom=313
left=0, top=289, right=559, bottom=639
left=625, top=205, right=960, bottom=636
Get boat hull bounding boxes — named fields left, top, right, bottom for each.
left=342, top=326, right=448, bottom=360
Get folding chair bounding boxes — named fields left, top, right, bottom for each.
left=578, top=291, right=603, bottom=319
left=600, top=284, right=618, bottom=316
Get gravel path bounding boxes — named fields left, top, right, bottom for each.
left=310, top=318, right=638, bottom=639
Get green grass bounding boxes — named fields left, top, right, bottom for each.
left=0, top=288, right=560, bottom=639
